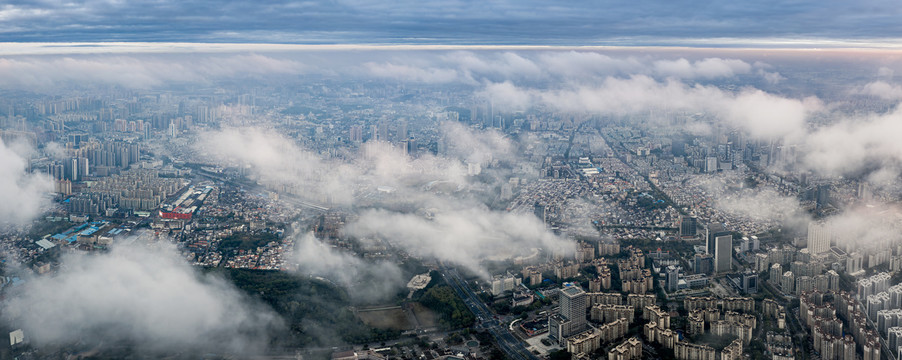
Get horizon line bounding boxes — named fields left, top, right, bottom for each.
left=3, top=39, right=902, bottom=55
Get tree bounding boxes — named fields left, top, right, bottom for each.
left=549, top=349, right=571, bottom=360
left=420, top=286, right=475, bottom=329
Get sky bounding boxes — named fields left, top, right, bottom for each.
left=1, top=0, right=901, bottom=47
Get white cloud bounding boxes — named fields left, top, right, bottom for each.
left=479, top=76, right=818, bottom=141
left=364, top=61, right=462, bottom=83
left=0, top=53, right=306, bottom=89
left=440, top=121, right=516, bottom=164
left=536, top=51, right=643, bottom=79
left=824, top=205, right=902, bottom=251
left=292, top=232, right=405, bottom=300
left=716, top=188, right=803, bottom=224
left=344, top=207, right=574, bottom=278
left=196, top=125, right=510, bottom=208
left=853, top=80, right=902, bottom=100
left=801, top=107, right=902, bottom=176
left=653, top=57, right=752, bottom=79
left=5, top=242, right=279, bottom=354
left=758, top=69, right=785, bottom=84
left=0, top=138, right=53, bottom=227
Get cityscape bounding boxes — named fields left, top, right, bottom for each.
left=1, top=2, right=902, bottom=360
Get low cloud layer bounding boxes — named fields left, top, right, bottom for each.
left=852, top=80, right=902, bottom=100
left=196, top=123, right=515, bottom=207
left=715, top=187, right=805, bottom=226
left=366, top=52, right=776, bottom=85
left=345, top=207, right=574, bottom=278
left=825, top=205, right=902, bottom=251
left=0, top=139, right=53, bottom=227
left=802, top=107, right=902, bottom=178
left=199, top=124, right=568, bottom=278
left=653, top=58, right=753, bottom=79
left=293, top=232, right=406, bottom=300
left=0, top=53, right=306, bottom=90
left=0, top=51, right=786, bottom=92
left=480, top=75, right=820, bottom=141
left=4, top=242, right=279, bottom=354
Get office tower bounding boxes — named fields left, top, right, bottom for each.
left=816, top=184, right=831, bottom=210
left=706, top=223, right=724, bottom=255
left=714, top=232, right=732, bottom=273
left=406, top=137, right=417, bottom=155
left=679, top=215, right=698, bottom=238
left=560, top=284, right=587, bottom=328
left=69, top=157, right=79, bottom=181
left=694, top=253, right=714, bottom=275
left=349, top=125, right=363, bottom=143
left=706, top=156, right=718, bottom=173
left=666, top=265, right=680, bottom=292
left=808, top=222, right=832, bottom=255
left=396, top=121, right=408, bottom=141
left=549, top=283, right=588, bottom=344
left=742, top=270, right=758, bottom=294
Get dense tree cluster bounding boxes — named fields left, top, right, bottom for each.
left=419, top=285, right=475, bottom=329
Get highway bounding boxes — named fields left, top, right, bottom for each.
left=440, top=267, right=540, bottom=360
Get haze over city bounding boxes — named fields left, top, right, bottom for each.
left=2, top=1, right=902, bottom=360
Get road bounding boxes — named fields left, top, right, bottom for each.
left=440, top=267, right=540, bottom=360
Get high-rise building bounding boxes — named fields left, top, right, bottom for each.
left=694, top=253, right=714, bottom=275
left=770, top=263, right=782, bottom=285
left=741, top=270, right=758, bottom=294
left=847, top=252, right=863, bottom=274
left=378, top=123, right=389, bottom=142
left=706, top=223, right=724, bottom=255
left=816, top=184, right=831, bottom=210
left=561, top=285, right=587, bottom=327
left=679, top=215, right=698, bottom=238
left=807, top=222, right=832, bottom=255
left=782, top=271, right=795, bottom=294
left=349, top=125, right=363, bottom=143
left=549, top=283, right=587, bottom=344
left=666, top=265, right=680, bottom=292
left=396, top=121, right=408, bottom=142
left=406, top=137, right=417, bottom=155
left=714, top=232, right=733, bottom=273
left=706, top=156, right=718, bottom=173
left=76, top=157, right=89, bottom=179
